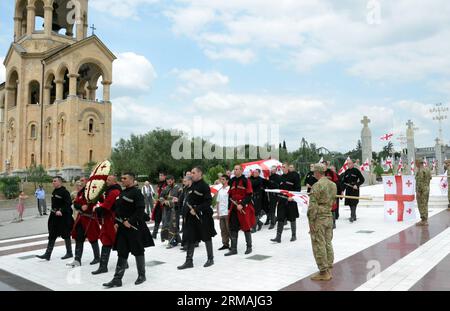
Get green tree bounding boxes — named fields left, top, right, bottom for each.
left=27, top=165, right=52, bottom=190
left=0, top=177, right=21, bottom=199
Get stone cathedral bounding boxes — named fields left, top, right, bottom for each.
left=0, top=0, right=115, bottom=180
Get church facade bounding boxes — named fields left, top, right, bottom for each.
left=0, top=0, right=115, bottom=180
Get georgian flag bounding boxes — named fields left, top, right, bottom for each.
left=383, top=175, right=416, bottom=222
left=380, top=133, right=394, bottom=141
left=440, top=172, right=448, bottom=194
left=385, top=157, right=393, bottom=170
left=338, top=157, right=351, bottom=175
left=265, top=189, right=309, bottom=214
left=397, top=158, right=403, bottom=175
left=210, top=183, right=223, bottom=197
left=423, top=158, right=428, bottom=168
left=360, top=159, right=370, bottom=172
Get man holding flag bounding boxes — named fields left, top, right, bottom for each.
left=415, top=159, right=432, bottom=226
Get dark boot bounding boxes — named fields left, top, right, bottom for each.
left=350, top=206, right=356, bottom=222
left=290, top=221, right=297, bottom=242
left=152, top=222, right=159, bottom=239
left=92, top=246, right=111, bottom=275
left=224, top=231, right=238, bottom=256
left=257, top=219, right=263, bottom=231
left=270, top=221, right=283, bottom=243
left=68, top=240, right=83, bottom=267
left=244, top=231, right=252, bottom=255
left=36, top=239, right=55, bottom=260
left=61, top=238, right=73, bottom=260
left=177, top=244, right=194, bottom=269
left=204, top=240, right=214, bottom=267
left=135, top=255, right=146, bottom=285
left=103, top=257, right=127, bottom=288
left=90, top=241, right=100, bottom=265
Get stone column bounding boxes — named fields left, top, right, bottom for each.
left=14, top=17, right=22, bottom=41
left=87, top=86, right=98, bottom=100
left=21, top=20, right=27, bottom=36
left=435, top=138, right=444, bottom=175
left=44, top=5, right=53, bottom=36
left=68, top=74, right=79, bottom=97
left=26, top=4, right=36, bottom=35
left=55, top=80, right=63, bottom=101
left=43, top=86, right=51, bottom=105
left=406, top=120, right=416, bottom=174
left=5, top=87, right=15, bottom=109
left=102, top=81, right=112, bottom=102
left=361, top=116, right=373, bottom=184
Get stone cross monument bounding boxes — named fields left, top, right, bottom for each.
left=361, top=116, right=373, bottom=185
left=406, top=120, right=416, bottom=174
left=435, top=138, right=444, bottom=175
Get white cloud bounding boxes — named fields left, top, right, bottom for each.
left=204, top=48, right=256, bottom=64
left=0, top=57, right=5, bottom=83
left=113, top=52, right=157, bottom=91
left=166, top=0, right=450, bottom=81
left=91, top=0, right=159, bottom=19
left=172, top=68, right=229, bottom=94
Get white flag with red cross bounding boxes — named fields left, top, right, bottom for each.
left=360, top=159, right=370, bottom=172
left=210, top=183, right=223, bottom=197
left=338, top=156, right=351, bottom=175
left=440, top=172, right=448, bottom=194
left=380, top=133, right=394, bottom=141
left=397, top=158, right=403, bottom=175
left=423, top=158, right=428, bottom=168
left=383, top=175, right=416, bottom=222
left=385, top=157, right=393, bottom=170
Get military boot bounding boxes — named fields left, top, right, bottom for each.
left=310, top=270, right=332, bottom=281
left=92, top=246, right=112, bottom=275
left=67, top=240, right=83, bottom=267
left=244, top=231, right=252, bottom=255
left=36, top=239, right=56, bottom=261
left=89, top=241, right=100, bottom=265
left=135, top=255, right=146, bottom=285
left=61, top=238, right=73, bottom=260
left=290, top=221, right=297, bottom=241
left=177, top=244, right=194, bottom=269
left=224, top=232, right=238, bottom=256
left=270, top=221, right=283, bottom=243
left=204, top=240, right=214, bottom=267
left=103, top=257, right=127, bottom=288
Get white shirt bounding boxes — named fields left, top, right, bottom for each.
left=217, top=186, right=230, bottom=217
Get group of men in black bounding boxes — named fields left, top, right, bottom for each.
left=34, top=159, right=364, bottom=289
left=36, top=173, right=154, bottom=288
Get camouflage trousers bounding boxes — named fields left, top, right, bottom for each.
left=416, top=188, right=430, bottom=221
left=309, top=217, right=334, bottom=272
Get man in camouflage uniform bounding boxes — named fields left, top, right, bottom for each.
left=415, top=159, right=432, bottom=226
left=445, top=160, right=450, bottom=210
left=307, top=164, right=336, bottom=281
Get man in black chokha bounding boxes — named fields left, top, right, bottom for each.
left=36, top=176, right=73, bottom=261
left=103, top=173, right=154, bottom=288
left=177, top=167, right=217, bottom=270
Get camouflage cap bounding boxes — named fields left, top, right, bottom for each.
left=313, top=163, right=326, bottom=173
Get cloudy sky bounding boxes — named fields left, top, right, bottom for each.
left=1, top=0, right=449, bottom=153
